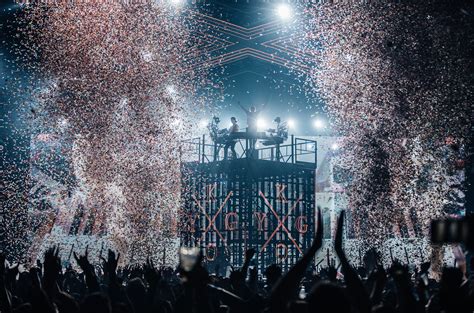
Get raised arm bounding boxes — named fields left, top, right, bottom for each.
left=334, top=211, right=371, bottom=313
left=369, top=265, right=387, bottom=306
left=30, top=266, right=56, bottom=313
left=241, top=248, right=256, bottom=277
left=42, top=246, right=62, bottom=298
left=73, top=247, right=100, bottom=293
left=270, top=207, right=323, bottom=313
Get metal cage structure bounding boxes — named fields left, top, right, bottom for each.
left=180, top=136, right=317, bottom=272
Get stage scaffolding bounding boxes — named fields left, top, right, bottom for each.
left=180, top=135, right=317, bottom=272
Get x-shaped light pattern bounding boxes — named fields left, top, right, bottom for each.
left=182, top=11, right=312, bottom=73
left=192, top=191, right=233, bottom=246
left=259, top=191, right=303, bottom=254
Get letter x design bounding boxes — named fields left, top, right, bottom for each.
left=192, top=191, right=233, bottom=246
left=259, top=191, right=303, bottom=254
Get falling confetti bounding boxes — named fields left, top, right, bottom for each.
left=1, top=1, right=471, bottom=266
left=4, top=2, right=205, bottom=264
left=302, top=2, right=472, bottom=243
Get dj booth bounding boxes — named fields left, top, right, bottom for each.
left=180, top=133, right=317, bottom=272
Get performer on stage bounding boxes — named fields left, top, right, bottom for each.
left=224, top=117, right=239, bottom=160
left=239, top=102, right=266, bottom=151
left=208, top=116, right=221, bottom=143
left=271, top=117, right=288, bottom=140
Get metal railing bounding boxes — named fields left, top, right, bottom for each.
left=181, top=134, right=317, bottom=166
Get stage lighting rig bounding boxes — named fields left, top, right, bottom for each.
left=257, top=118, right=268, bottom=130
left=199, top=120, right=208, bottom=128
left=169, top=0, right=185, bottom=6
left=276, top=3, right=293, bottom=21
left=287, top=119, right=295, bottom=128
left=313, top=118, right=325, bottom=129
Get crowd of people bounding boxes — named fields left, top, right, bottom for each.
left=1, top=210, right=473, bottom=313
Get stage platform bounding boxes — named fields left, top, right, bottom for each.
left=180, top=135, right=317, bottom=272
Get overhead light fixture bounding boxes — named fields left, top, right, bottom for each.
left=169, top=0, right=184, bottom=5
left=287, top=119, right=295, bottom=128
left=313, top=118, right=325, bottom=129
left=199, top=120, right=208, bottom=128
left=257, top=118, right=268, bottom=130
left=276, top=3, right=293, bottom=21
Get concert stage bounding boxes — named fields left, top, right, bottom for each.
left=180, top=135, right=317, bottom=272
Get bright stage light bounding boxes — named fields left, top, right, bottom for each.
left=257, top=118, right=268, bottom=130
left=276, top=3, right=293, bottom=21
left=169, top=0, right=184, bottom=5
left=313, top=119, right=325, bottom=129
left=331, top=143, right=339, bottom=150
left=199, top=120, right=208, bottom=128
left=287, top=119, right=295, bottom=128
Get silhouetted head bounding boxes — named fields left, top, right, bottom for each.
left=126, top=278, right=147, bottom=313
left=250, top=106, right=256, bottom=112
left=307, top=281, right=351, bottom=313
left=229, top=270, right=245, bottom=289
left=264, top=264, right=282, bottom=286
left=81, top=292, right=111, bottom=313
left=439, top=267, right=470, bottom=312
left=56, top=291, right=79, bottom=313
left=126, top=277, right=147, bottom=302
left=231, top=117, right=237, bottom=125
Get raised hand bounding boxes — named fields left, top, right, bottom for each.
left=245, top=248, right=256, bottom=261
left=36, top=259, right=43, bottom=275
left=30, top=267, right=42, bottom=288
left=249, top=267, right=257, bottom=282
left=420, top=261, right=431, bottom=274
left=334, top=210, right=371, bottom=313
left=389, top=261, right=410, bottom=284
left=121, top=265, right=131, bottom=280
left=101, top=249, right=120, bottom=276
left=327, top=261, right=338, bottom=282
left=270, top=207, right=324, bottom=313
left=73, top=246, right=92, bottom=272
left=0, top=256, right=19, bottom=288
left=389, top=261, right=417, bottom=312
left=143, top=256, right=160, bottom=287
left=240, top=248, right=256, bottom=278
left=41, top=246, right=62, bottom=298
left=334, top=210, right=345, bottom=258
left=43, top=246, right=61, bottom=281
left=74, top=246, right=100, bottom=292
left=370, top=265, right=387, bottom=304
left=314, top=206, right=324, bottom=252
